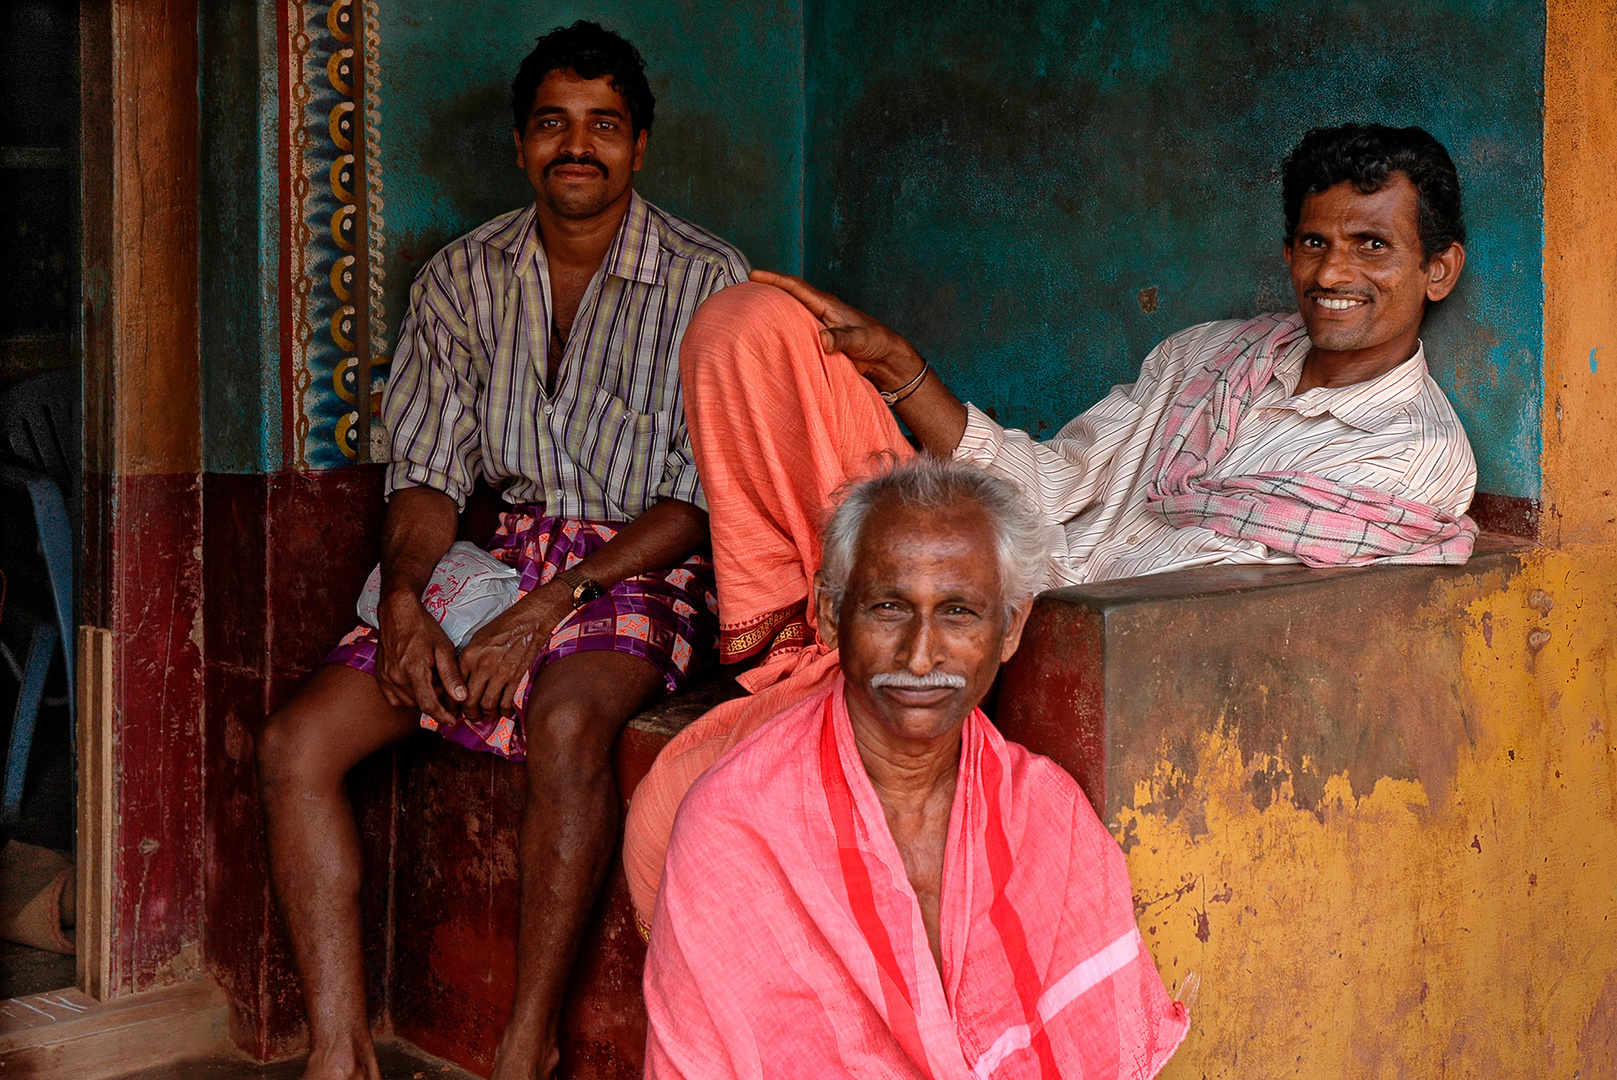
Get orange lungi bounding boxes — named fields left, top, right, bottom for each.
left=622, top=282, right=913, bottom=926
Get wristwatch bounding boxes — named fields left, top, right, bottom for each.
left=558, top=567, right=606, bottom=608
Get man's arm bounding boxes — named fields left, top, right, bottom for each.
left=456, top=498, right=709, bottom=720
left=374, top=485, right=467, bottom=724
left=749, top=270, right=969, bottom=457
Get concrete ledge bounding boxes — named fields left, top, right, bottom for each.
left=996, top=533, right=1533, bottom=824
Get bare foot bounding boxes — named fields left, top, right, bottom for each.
left=298, top=1037, right=382, bottom=1080
left=489, top=1023, right=559, bottom=1080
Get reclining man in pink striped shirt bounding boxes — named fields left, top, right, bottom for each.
left=257, top=21, right=748, bottom=1080
left=624, top=123, right=1479, bottom=931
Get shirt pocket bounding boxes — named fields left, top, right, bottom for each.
left=572, top=385, right=674, bottom=516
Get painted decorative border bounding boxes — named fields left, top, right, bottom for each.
left=282, top=0, right=389, bottom=469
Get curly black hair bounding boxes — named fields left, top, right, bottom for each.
left=511, top=20, right=655, bottom=135
left=1281, top=124, right=1465, bottom=259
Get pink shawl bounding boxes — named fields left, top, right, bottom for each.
left=644, top=682, right=1188, bottom=1079
left=1145, top=312, right=1477, bottom=566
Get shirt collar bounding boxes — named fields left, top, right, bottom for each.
left=602, top=191, right=664, bottom=285
left=488, top=192, right=664, bottom=287
left=1266, top=340, right=1430, bottom=433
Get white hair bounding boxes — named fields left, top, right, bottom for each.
left=818, top=454, right=1050, bottom=625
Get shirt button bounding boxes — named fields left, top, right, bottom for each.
left=543, top=403, right=554, bottom=415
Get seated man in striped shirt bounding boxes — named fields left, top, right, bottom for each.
left=645, top=459, right=1190, bottom=1080
left=257, top=22, right=747, bottom=1080
left=622, top=123, right=1478, bottom=928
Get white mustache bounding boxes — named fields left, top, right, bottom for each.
left=869, top=670, right=968, bottom=691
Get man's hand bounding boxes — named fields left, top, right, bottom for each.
left=749, top=270, right=927, bottom=393
left=456, top=582, right=576, bottom=721
left=375, top=588, right=467, bottom=726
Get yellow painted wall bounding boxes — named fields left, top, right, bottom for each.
left=1125, top=544, right=1617, bottom=1077
left=1126, top=3, right=1617, bottom=1074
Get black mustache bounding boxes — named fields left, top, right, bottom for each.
left=544, top=154, right=608, bottom=180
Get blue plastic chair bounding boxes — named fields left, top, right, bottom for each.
left=0, top=367, right=77, bottom=821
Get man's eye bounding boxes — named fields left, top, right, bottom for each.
left=1365, top=239, right=1386, bottom=251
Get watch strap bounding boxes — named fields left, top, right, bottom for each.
left=557, top=567, right=605, bottom=608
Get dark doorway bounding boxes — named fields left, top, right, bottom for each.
left=0, top=0, right=81, bottom=999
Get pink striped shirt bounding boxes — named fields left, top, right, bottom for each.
left=953, top=317, right=1477, bottom=584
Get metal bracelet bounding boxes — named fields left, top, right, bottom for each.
left=879, top=360, right=930, bottom=405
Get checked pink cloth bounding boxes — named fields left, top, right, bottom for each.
left=645, top=681, right=1188, bottom=1080
left=1144, top=312, right=1478, bottom=566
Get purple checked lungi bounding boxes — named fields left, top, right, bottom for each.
left=325, top=506, right=719, bottom=761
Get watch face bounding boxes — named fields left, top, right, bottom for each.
left=575, top=580, right=606, bottom=607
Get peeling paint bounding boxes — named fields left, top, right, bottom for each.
left=1120, top=546, right=1617, bottom=1078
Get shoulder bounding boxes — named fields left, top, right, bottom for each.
left=670, top=694, right=822, bottom=851
left=1404, top=365, right=1478, bottom=486
left=640, top=198, right=751, bottom=282
left=1136, top=317, right=1263, bottom=379
left=989, top=726, right=1115, bottom=849
left=417, top=207, right=529, bottom=278
left=1376, top=349, right=1476, bottom=462
left=997, top=733, right=1087, bottom=812
left=681, top=704, right=815, bottom=822
left=449, top=207, right=530, bottom=263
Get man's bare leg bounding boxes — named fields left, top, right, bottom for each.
left=258, top=664, right=422, bottom=1080
left=491, top=650, right=666, bottom=1080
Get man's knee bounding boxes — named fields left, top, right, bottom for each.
left=685, top=281, right=821, bottom=376
left=257, top=698, right=323, bottom=795
left=524, top=698, right=619, bottom=787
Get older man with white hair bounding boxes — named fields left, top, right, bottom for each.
left=643, top=457, right=1188, bottom=1080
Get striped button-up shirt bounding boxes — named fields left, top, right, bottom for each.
left=383, top=192, right=749, bottom=518
left=954, top=316, right=1477, bottom=585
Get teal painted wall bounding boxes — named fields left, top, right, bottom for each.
left=201, top=0, right=1545, bottom=499
left=372, top=0, right=805, bottom=348
left=803, top=0, right=1545, bottom=500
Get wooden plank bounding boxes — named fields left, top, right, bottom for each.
left=0, top=979, right=226, bottom=1080
left=0, top=989, right=95, bottom=1034
left=76, top=626, right=114, bottom=1001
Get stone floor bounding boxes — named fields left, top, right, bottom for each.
left=106, top=1039, right=480, bottom=1080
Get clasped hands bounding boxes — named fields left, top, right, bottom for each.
left=748, top=270, right=927, bottom=396
left=373, top=578, right=576, bottom=725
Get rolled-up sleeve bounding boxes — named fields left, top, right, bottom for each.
left=655, top=405, right=706, bottom=509
left=382, top=263, right=484, bottom=509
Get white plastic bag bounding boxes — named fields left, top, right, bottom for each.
left=357, top=541, right=522, bottom=649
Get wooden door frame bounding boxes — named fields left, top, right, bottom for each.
left=76, top=0, right=205, bottom=1002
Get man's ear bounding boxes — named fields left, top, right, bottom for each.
left=1282, top=239, right=1295, bottom=270
left=812, top=571, right=839, bottom=650
left=513, top=128, right=525, bottom=169
left=998, top=597, right=1035, bottom=663
left=1425, top=241, right=1466, bottom=303
left=631, top=128, right=648, bottom=173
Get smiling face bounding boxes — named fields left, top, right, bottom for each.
left=817, top=498, right=1031, bottom=745
left=513, top=68, right=646, bottom=221
left=1284, top=174, right=1465, bottom=381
